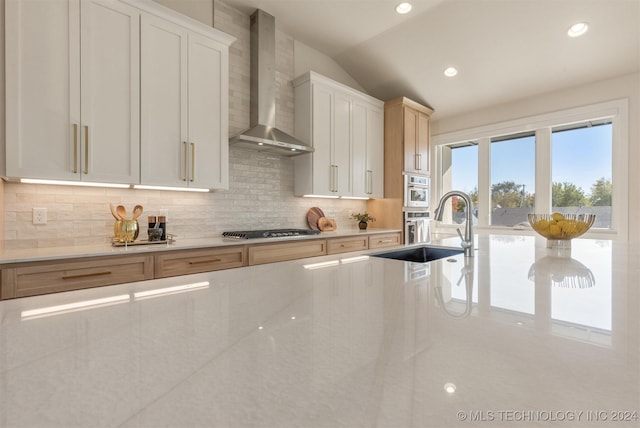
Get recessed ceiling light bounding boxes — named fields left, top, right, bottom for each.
left=444, top=382, right=457, bottom=394
left=395, top=2, right=412, bottom=14
left=443, top=66, right=458, bottom=77
left=567, top=22, right=589, bottom=37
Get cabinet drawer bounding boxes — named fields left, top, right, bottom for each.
left=1, top=255, right=154, bottom=299
left=154, top=246, right=246, bottom=278
left=368, top=232, right=402, bottom=249
left=327, top=236, right=368, bottom=255
left=248, top=240, right=326, bottom=265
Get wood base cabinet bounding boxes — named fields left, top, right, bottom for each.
left=0, top=255, right=154, bottom=299
left=154, top=247, right=245, bottom=278
left=248, top=240, right=327, bottom=266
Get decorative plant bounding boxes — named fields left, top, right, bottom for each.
left=350, top=212, right=376, bottom=223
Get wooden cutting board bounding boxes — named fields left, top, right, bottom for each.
left=307, top=207, right=325, bottom=230
left=318, top=217, right=337, bottom=231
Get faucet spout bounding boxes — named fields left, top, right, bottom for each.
left=434, top=190, right=474, bottom=257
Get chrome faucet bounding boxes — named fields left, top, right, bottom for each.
left=434, top=190, right=474, bottom=257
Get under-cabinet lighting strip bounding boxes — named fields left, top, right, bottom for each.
left=16, top=179, right=212, bottom=192
left=20, top=178, right=130, bottom=189
left=133, top=184, right=211, bottom=192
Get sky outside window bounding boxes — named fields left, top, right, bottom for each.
left=551, top=123, right=612, bottom=228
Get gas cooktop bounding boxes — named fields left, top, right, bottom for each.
left=222, top=229, right=321, bottom=240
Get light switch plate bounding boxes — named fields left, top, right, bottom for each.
left=33, top=208, right=47, bottom=225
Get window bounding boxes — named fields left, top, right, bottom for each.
left=433, top=99, right=627, bottom=238
left=440, top=143, right=477, bottom=224
left=490, top=133, right=535, bottom=227
left=551, top=121, right=612, bottom=228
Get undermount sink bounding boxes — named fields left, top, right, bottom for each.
left=372, top=245, right=463, bottom=263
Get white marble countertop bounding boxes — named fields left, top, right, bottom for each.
left=0, top=233, right=638, bottom=427
left=0, top=227, right=400, bottom=264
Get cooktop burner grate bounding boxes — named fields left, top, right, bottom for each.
left=222, top=229, right=321, bottom=239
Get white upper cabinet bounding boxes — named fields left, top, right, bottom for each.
left=140, top=14, right=187, bottom=187
left=293, top=71, right=384, bottom=198
left=352, top=100, right=384, bottom=198
left=80, top=0, right=140, bottom=183
left=140, top=13, right=229, bottom=190
left=6, top=0, right=233, bottom=188
left=6, top=0, right=140, bottom=183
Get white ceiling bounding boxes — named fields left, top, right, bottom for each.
left=221, top=0, right=640, bottom=120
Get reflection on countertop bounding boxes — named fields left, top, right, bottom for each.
left=0, top=234, right=637, bottom=427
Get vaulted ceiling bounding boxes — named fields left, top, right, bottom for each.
left=221, top=0, right=640, bottom=120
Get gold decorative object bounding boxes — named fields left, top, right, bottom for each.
left=114, top=219, right=139, bottom=243
left=528, top=213, right=595, bottom=249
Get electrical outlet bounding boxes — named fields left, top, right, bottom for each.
left=33, top=208, right=47, bottom=225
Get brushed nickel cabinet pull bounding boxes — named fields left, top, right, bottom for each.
left=415, top=153, right=421, bottom=171
left=72, top=124, right=78, bottom=173
left=188, top=258, right=222, bottom=265
left=190, top=142, right=195, bottom=182
left=182, top=142, right=188, bottom=181
left=378, top=239, right=394, bottom=244
left=83, top=125, right=89, bottom=174
left=366, top=170, right=373, bottom=194
left=62, top=271, right=111, bottom=280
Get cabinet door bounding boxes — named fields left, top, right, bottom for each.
left=188, top=32, right=229, bottom=189
left=367, top=105, right=384, bottom=198
left=80, top=0, right=140, bottom=183
left=311, top=84, right=334, bottom=195
left=403, top=106, right=419, bottom=173
left=417, top=111, right=430, bottom=174
left=140, top=14, right=188, bottom=187
left=351, top=102, right=367, bottom=197
left=333, top=92, right=352, bottom=195
left=5, top=0, right=81, bottom=180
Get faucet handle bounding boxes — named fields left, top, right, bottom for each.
left=456, top=228, right=473, bottom=250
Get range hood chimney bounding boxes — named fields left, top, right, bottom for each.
left=229, top=9, right=313, bottom=156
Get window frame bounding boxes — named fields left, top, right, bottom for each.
left=432, top=99, right=628, bottom=240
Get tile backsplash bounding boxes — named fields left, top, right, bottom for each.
left=2, top=148, right=366, bottom=249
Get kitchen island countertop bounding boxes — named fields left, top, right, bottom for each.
left=0, top=233, right=638, bottom=427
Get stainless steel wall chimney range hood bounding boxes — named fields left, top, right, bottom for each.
left=229, top=9, right=313, bottom=157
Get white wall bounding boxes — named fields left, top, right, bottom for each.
left=432, top=72, right=640, bottom=241
left=152, top=0, right=213, bottom=26
left=293, top=40, right=366, bottom=92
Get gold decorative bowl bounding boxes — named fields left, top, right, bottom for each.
left=528, top=213, right=595, bottom=248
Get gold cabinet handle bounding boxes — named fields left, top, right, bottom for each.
left=62, top=271, right=111, bottom=280
left=188, top=258, right=222, bottom=265
left=182, top=141, right=188, bottom=181
left=72, top=124, right=79, bottom=173
left=331, top=165, right=338, bottom=192
left=190, top=142, right=195, bottom=182
left=83, top=125, right=89, bottom=174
